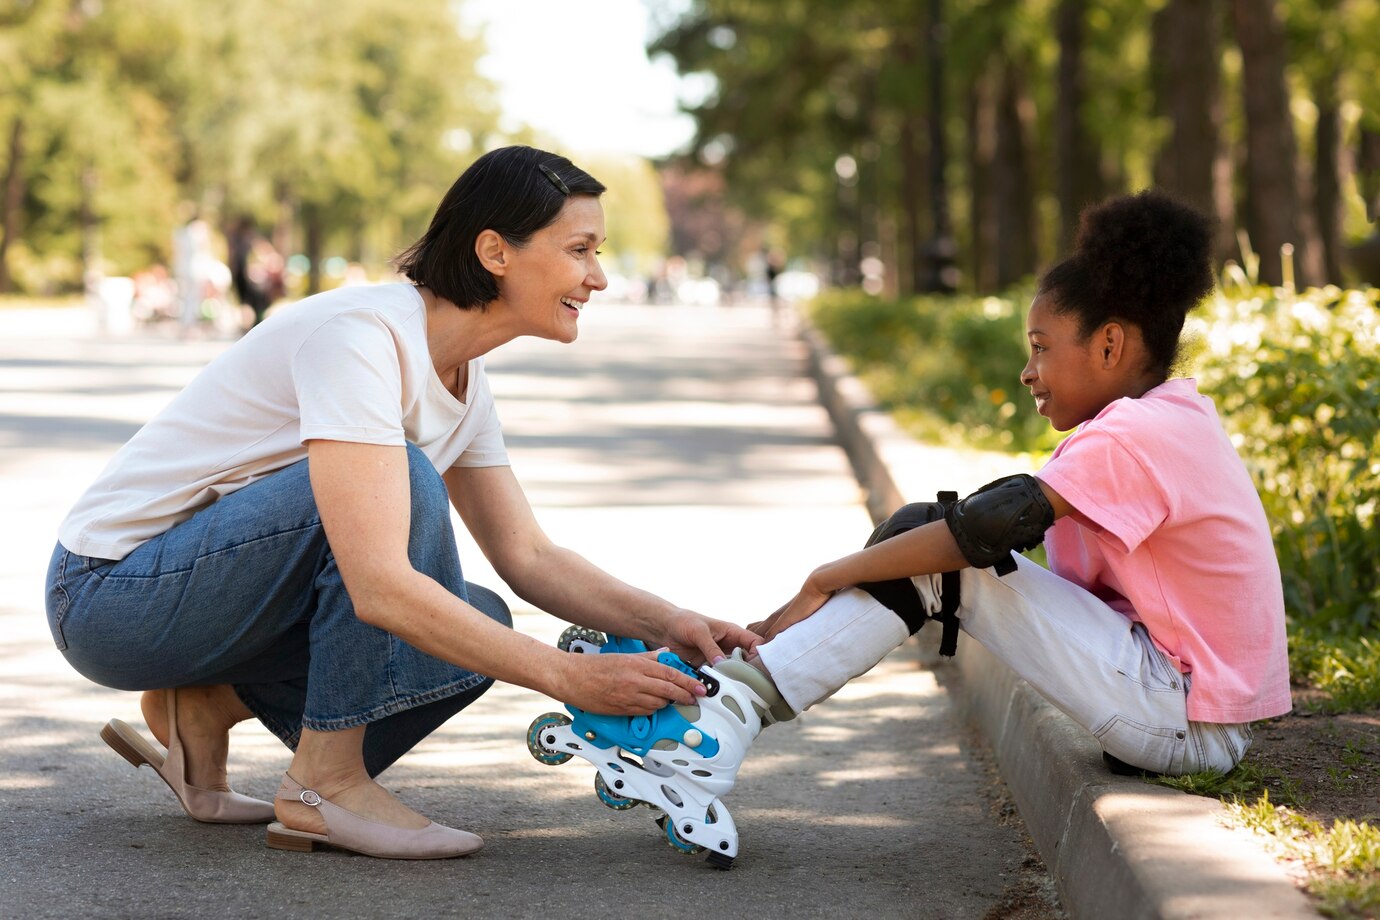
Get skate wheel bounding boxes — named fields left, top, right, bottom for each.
left=656, top=814, right=704, bottom=856
left=594, top=773, right=638, bottom=810
left=556, top=626, right=606, bottom=653
left=526, top=712, right=574, bottom=765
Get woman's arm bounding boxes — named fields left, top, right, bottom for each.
left=307, top=439, right=708, bottom=714
left=444, top=464, right=759, bottom=665
left=755, top=479, right=1075, bottom=639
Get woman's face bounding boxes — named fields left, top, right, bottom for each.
left=1020, top=293, right=1117, bottom=431
left=499, top=196, right=608, bottom=343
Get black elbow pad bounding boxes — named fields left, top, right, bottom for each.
left=944, top=474, right=1055, bottom=575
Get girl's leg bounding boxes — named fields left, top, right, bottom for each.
left=755, top=557, right=1245, bottom=775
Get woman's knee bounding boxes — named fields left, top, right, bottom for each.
left=404, top=443, right=450, bottom=523
left=465, top=582, right=512, bottom=629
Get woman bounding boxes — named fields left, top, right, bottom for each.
left=46, top=146, right=757, bottom=859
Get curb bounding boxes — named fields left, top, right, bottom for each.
left=796, top=315, right=1317, bottom=919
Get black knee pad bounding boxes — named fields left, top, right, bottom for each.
left=858, top=493, right=963, bottom=656
left=944, top=474, right=1054, bottom=575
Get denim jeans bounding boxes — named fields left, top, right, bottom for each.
left=45, top=443, right=510, bottom=776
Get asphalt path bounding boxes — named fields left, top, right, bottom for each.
left=0, top=301, right=1048, bottom=919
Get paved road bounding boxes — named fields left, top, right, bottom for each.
left=0, top=302, right=1050, bottom=919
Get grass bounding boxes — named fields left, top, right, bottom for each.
left=1226, top=794, right=1380, bottom=919
left=1290, top=632, right=1380, bottom=713
left=1151, top=760, right=1303, bottom=805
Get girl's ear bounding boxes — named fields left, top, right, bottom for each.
left=1100, top=322, right=1127, bottom=368
left=475, top=230, right=507, bottom=276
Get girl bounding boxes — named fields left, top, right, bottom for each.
left=746, top=190, right=1291, bottom=776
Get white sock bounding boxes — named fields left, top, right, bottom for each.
left=755, top=588, right=910, bottom=713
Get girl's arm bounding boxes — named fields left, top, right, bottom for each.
left=755, top=479, right=1075, bottom=639
left=307, top=439, right=709, bottom=714
left=444, top=464, right=760, bottom=666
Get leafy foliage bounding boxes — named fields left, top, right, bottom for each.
left=0, top=0, right=502, bottom=291
left=808, top=287, right=1060, bottom=453
left=1192, top=286, right=1380, bottom=635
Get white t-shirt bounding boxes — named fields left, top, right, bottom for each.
left=59, top=283, right=509, bottom=560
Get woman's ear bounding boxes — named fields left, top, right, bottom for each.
left=475, top=230, right=507, bottom=276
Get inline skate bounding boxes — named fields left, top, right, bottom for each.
left=526, top=627, right=792, bottom=869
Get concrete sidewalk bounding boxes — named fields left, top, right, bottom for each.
left=800, top=321, right=1319, bottom=919
left=1, top=303, right=1053, bottom=919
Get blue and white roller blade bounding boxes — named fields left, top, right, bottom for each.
left=526, top=626, right=793, bottom=870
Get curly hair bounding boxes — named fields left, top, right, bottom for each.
left=1038, top=190, right=1214, bottom=379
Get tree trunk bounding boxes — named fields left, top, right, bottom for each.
left=1359, top=128, right=1380, bottom=224
left=1348, top=127, right=1380, bottom=284
left=899, top=111, right=927, bottom=296
left=273, top=181, right=295, bottom=264
left=924, top=0, right=958, bottom=292
left=1152, top=0, right=1220, bottom=218
left=967, top=68, right=998, bottom=292
left=303, top=204, right=324, bottom=295
left=1231, top=0, right=1302, bottom=286
left=1312, top=74, right=1344, bottom=284
left=0, top=117, right=24, bottom=294
left=995, top=60, right=1037, bottom=287
left=1055, top=0, right=1101, bottom=254
left=80, top=164, right=101, bottom=292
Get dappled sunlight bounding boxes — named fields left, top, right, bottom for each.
left=0, top=302, right=1037, bottom=914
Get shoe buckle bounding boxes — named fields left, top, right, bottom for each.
left=299, top=789, right=322, bottom=807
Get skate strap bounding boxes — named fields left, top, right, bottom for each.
left=937, top=569, right=961, bottom=657
left=657, top=650, right=719, bottom=696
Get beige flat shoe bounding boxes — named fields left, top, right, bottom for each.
left=265, top=773, right=484, bottom=859
left=100, top=688, right=275, bottom=824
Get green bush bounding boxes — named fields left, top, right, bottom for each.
left=1192, top=287, right=1380, bottom=635
left=808, top=287, right=1059, bottom=454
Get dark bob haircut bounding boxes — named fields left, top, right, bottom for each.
left=1037, top=189, right=1214, bottom=381
left=394, top=146, right=605, bottom=309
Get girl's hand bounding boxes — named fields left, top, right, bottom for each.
left=556, top=648, right=708, bottom=715
left=747, top=577, right=834, bottom=640
left=658, top=611, right=762, bottom=667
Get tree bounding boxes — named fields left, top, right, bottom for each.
left=1232, top=0, right=1308, bottom=286
left=1152, top=0, right=1234, bottom=262
left=1055, top=0, right=1101, bottom=253
left=0, top=0, right=500, bottom=294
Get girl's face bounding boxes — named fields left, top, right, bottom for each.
left=498, top=196, right=608, bottom=343
left=1020, top=293, right=1124, bottom=431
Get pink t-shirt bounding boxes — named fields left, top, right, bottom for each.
left=1035, top=377, right=1291, bottom=723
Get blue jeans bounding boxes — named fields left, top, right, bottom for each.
left=45, top=444, right=510, bottom=776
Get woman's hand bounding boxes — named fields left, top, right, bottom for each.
left=656, top=611, right=762, bottom=667
left=747, top=574, right=834, bottom=640
left=556, top=649, right=708, bottom=715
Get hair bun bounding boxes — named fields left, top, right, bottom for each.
left=1074, top=190, right=1214, bottom=323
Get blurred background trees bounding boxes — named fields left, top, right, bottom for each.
left=651, top=0, right=1380, bottom=294
left=3, top=0, right=1379, bottom=299
left=0, top=0, right=673, bottom=297
left=0, top=0, right=501, bottom=294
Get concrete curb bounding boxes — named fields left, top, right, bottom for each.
left=796, top=315, right=1317, bottom=919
